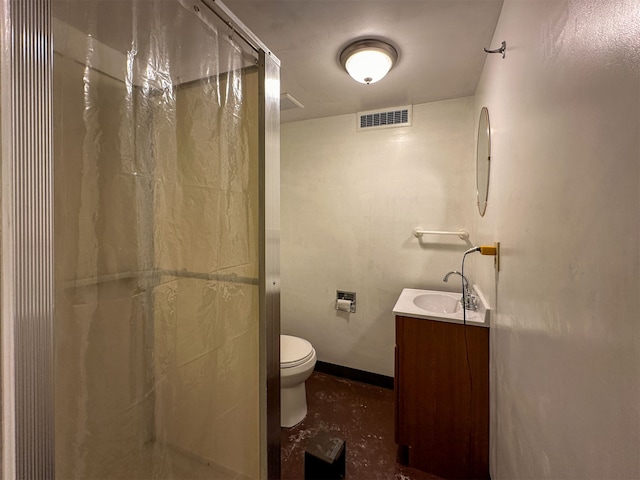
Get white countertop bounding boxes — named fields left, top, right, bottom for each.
left=392, top=285, right=490, bottom=327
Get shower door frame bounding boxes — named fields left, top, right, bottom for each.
left=0, top=0, right=281, bottom=478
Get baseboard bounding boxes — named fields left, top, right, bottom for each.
left=314, top=361, right=394, bottom=390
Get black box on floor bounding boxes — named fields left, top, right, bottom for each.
left=304, top=431, right=346, bottom=479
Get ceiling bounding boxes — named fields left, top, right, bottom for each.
left=224, top=0, right=504, bottom=123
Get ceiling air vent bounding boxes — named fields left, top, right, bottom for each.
left=357, top=105, right=412, bottom=131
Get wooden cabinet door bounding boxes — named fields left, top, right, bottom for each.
left=395, top=316, right=489, bottom=480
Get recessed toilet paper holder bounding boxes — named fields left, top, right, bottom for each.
left=336, top=290, right=356, bottom=313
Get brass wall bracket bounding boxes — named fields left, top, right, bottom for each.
left=479, top=242, right=500, bottom=271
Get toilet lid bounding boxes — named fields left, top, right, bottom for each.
left=281, top=335, right=314, bottom=368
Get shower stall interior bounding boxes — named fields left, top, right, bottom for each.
left=1, top=0, right=280, bottom=478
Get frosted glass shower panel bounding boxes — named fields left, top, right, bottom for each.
left=53, top=1, right=259, bottom=478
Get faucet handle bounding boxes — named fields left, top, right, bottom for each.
left=464, top=293, right=478, bottom=311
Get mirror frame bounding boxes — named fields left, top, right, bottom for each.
left=476, top=106, right=491, bottom=217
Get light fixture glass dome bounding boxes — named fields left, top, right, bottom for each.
left=340, top=39, right=398, bottom=85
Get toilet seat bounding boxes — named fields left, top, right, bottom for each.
left=281, top=335, right=314, bottom=368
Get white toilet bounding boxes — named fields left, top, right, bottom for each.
left=280, top=334, right=317, bottom=428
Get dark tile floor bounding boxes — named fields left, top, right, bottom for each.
left=281, top=372, right=443, bottom=480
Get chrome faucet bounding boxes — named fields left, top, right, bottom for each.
left=443, top=271, right=478, bottom=311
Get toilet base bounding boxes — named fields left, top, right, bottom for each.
left=281, top=382, right=308, bottom=428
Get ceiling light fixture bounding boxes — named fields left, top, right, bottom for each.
left=340, top=39, right=398, bottom=85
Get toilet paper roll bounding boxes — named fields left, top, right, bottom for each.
left=336, top=299, right=352, bottom=312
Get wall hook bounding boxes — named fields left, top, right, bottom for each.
left=484, top=40, right=506, bottom=59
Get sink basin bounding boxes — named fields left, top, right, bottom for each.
left=393, top=287, right=490, bottom=327
left=412, top=293, right=460, bottom=314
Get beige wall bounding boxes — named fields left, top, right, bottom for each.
left=152, top=70, right=260, bottom=478
left=53, top=52, right=155, bottom=478
left=281, top=98, right=476, bottom=376
left=53, top=49, right=260, bottom=479
left=0, top=45, right=3, bottom=480
left=473, top=0, right=640, bottom=477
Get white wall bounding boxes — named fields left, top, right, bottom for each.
left=473, top=0, right=640, bottom=478
left=281, top=98, right=476, bottom=376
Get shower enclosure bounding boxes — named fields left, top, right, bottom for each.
left=1, top=0, right=280, bottom=478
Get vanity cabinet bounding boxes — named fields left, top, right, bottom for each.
left=395, top=315, right=489, bottom=480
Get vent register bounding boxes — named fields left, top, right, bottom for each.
left=357, top=105, right=412, bottom=131
left=277, top=95, right=412, bottom=131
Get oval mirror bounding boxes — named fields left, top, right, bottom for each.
left=476, top=107, right=491, bottom=216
